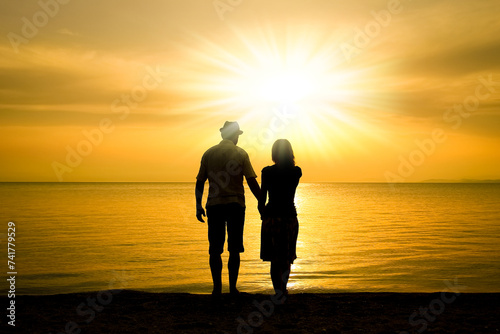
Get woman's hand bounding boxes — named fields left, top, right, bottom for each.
left=258, top=204, right=266, bottom=220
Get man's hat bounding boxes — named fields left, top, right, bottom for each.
left=220, top=121, right=243, bottom=136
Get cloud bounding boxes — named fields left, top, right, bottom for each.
left=56, top=28, right=78, bottom=36
left=1, top=0, right=499, bottom=181
left=397, top=41, right=500, bottom=77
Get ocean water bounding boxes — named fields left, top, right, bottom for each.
left=0, top=182, right=499, bottom=295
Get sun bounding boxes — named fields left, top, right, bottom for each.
left=175, top=25, right=390, bottom=160
left=246, top=68, right=317, bottom=105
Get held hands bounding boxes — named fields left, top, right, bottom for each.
left=196, top=207, right=206, bottom=223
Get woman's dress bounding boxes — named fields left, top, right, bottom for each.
left=260, top=165, right=302, bottom=263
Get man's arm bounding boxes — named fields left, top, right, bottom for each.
left=246, top=176, right=261, bottom=201
left=195, top=179, right=206, bottom=222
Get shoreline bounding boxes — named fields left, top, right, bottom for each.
left=3, top=290, right=499, bottom=333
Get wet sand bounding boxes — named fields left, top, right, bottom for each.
left=5, top=290, right=500, bottom=333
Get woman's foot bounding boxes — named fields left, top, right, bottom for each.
left=273, top=288, right=288, bottom=304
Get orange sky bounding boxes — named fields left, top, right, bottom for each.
left=1, top=0, right=499, bottom=182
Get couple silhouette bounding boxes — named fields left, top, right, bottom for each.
left=196, top=121, right=302, bottom=298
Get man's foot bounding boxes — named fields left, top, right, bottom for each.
left=211, top=289, right=222, bottom=303
left=229, top=288, right=240, bottom=296
left=212, top=285, right=222, bottom=296
left=211, top=293, right=222, bottom=305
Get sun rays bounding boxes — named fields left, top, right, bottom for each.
left=174, top=24, right=393, bottom=163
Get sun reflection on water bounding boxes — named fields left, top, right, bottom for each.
left=2, top=183, right=500, bottom=295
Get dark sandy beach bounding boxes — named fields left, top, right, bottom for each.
left=4, top=291, right=500, bottom=333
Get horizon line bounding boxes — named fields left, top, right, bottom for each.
left=1, top=180, right=499, bottom=184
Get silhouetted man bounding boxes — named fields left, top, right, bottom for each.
left=196, top=121, right=260, bottom=296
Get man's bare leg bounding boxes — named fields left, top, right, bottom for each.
left=210, top=254, right=222, bottom=295
left=228, top=252, right=240, bottom=294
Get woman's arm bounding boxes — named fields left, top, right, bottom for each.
left=258, top=170, right=268, bottom=217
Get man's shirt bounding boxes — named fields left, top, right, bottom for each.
left=197, top=139, right=257, bottom=207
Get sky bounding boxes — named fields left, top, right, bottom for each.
left=1, top=0, right=499, bottom=182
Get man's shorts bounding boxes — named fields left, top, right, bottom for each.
left=206, top=202, right=245, bottom=255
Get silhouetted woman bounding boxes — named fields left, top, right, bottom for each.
left=258, top=139, right=302, bottom=296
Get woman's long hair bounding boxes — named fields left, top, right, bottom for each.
left=272, top=139, right=295, bottom=167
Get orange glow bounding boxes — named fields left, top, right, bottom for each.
left=1, top=1, right=499, bottom=182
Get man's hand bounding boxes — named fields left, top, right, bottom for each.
left=246, top=176, right=261, bottom=200
left=195, top=179, right=206, bottom=222
left=196, top=207, right=206, bottom=223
